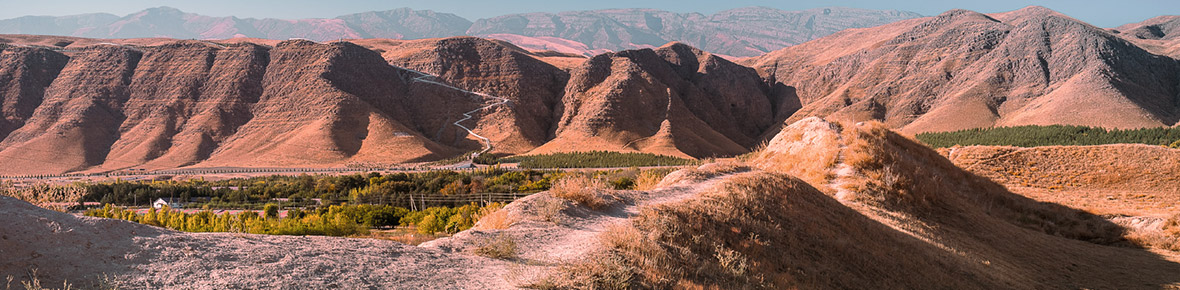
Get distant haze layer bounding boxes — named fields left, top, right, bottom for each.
left=0, top=6, right=921, bottom=57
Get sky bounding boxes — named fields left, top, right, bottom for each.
left=0, top=0, right=1176, bottom=27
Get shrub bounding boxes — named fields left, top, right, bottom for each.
left=607, top=177, right=635, bottom=190
left=549, top=175, right=615, bottom=210
left=473, top=203, right=513, bottom=230
left=472, top=233, right=518, bottom=260
left=262, top=203, right=279, bottom=219
left=535, top=197, right=568, bottom=224
left=634, top=168, right=676, bottom=191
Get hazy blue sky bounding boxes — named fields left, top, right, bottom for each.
left=0, top=0, right=1176, bottom=27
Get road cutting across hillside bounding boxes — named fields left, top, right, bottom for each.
left=400, top=67, right=510, bottom=155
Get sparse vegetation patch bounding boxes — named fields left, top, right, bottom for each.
left=472, top=233, right=518, bottom=260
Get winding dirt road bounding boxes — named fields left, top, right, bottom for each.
left=400, top=67, right=510, bottom=154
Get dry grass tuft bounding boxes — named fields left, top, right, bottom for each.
left=549, top=175, right=617, bottom=210
left=634, top=168, right=677, bottom=191
left=474, top=203, right=514, bottom=230
left=1127, top=214, right=1180, bottom=251
left=532, top=197, right=569, bottom=224
left=472, top=233, right=518, bottom=260
left=836, top=121, right=942, bottom=209
left=656, top=161, right=750, bottom=188
left=4, top=268, right=120, bottom=290
left=0, top=182, right=87, bottom=212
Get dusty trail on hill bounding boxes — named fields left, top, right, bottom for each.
left=423, top=168, right=742, bottom=264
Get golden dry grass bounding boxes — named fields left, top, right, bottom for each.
left=0, top=183, right=87, bottom=212
left=549, top=175, right=616, bottom=210
left=546, top=172, right=991, bottom=289
left=471, top=233, right=519, bottom=260
left=473, top=207, right=515, bottom=230
left=546, top=173, right=803, bottom=289
left=634, top=168, right=677, bottom=191
left=656, top=161, right=749, bottom=188
left=836, top=121, right=944, bottom=209
left=941, top=144, right=1180, bottom=216
left=747, top=117, right=843, bottom=186
left=1127, top=214, right=1180, bottom=252
left=755, top=118, right=1131, bottom=245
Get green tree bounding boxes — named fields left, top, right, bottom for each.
left=263, top=203, right=280, bottom=219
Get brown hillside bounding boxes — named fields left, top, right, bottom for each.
left=533, top=43, right=784, bottom=158
left=942, top=144, right=1180, bottom=216
left=1116, top=16, right=1180, bottom=40
left=0, top=46, right=68, bottom=141
left=198, top=40, right=468, bottom=168
left=365, top=37, right=571, bottom=154
left=744, top=7, right=1180, bottom=134
left=729, top=117, right=1180, bottom=288
left=1114, top=16, right=1180, bottom=59
left=0, top=38, right=529, bottom=174
left=101, top=41, right=267, bottom=170
left=0, top=45, right=142, bottom=174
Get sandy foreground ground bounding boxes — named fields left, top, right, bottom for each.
left=0, top=167, right=728, bottom=289
left=0, top=195, right=512, bottom=289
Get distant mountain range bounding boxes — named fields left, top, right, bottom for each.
left=0, top=6, right=921, bottom=57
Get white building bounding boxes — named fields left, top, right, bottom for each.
left=152, top=198, right=186, bottom=209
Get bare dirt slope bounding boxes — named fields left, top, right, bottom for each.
left=737, top=118, right=1180, bottom=288
left=941, top=144, right=1180, bottom=216
left=1115, top=16, right=1180, bottom=59
left=531, top=42, right=788, bottom=158
left=364, top=37, right=572, bottom=154
left=744, top=6, right=1180, bottom=134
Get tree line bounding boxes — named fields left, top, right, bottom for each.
left=495, top=151, right=697, bottom=168
left=84, top=202, right=504, bottom=236
left=77, top=167, right=561, bottom=209
left=915, top=125, right=1180, bottom=148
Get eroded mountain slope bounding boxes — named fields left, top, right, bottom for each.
left=745, top=7, right=1180, bottom=133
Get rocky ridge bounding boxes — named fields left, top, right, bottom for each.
left=744, top=7, right=1180, bottom=133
